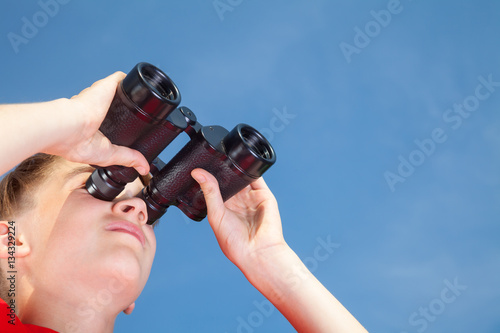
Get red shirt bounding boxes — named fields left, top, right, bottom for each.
left=1, top=298, right=58, bottom=333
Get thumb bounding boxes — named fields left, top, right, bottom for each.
left=191, top=168, right=225, bottom=225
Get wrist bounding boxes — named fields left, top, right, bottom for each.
left=242, top=241, right=293, bottom=272
left=238, top=242, right=306, bottom=301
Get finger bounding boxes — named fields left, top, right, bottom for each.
left=107, top=145, right=150, bottom=175
left=92, top=71, right=126, bottom=86
left=75, top=71, right=126, bottom=114
left=79, top=72, right=125, bottom=98
left=249, top=177, right=269, bottom=191
left=72, top=72, right=124, bottom=98
left=74, top=132, right=150, bottom=175
left=191, top=168, right=226, bottom=225
left=91, top=143, right=150, bottom=175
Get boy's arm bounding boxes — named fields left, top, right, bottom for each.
left=192, top=169, right=367, bottom=333
left=241, top=244, right=366, bottom=332
left=0, top=72, right=148, bottom=176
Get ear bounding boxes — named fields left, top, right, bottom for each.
left=123, top=302, right=135, bottom=315
left=0, top=221, right=31, bottom=258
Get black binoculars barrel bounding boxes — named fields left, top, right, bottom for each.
left=101, top=63, right=181, bottom=145
left=143, top=124, right=276, bottom=223
left=86, top=63, right=182, bottom=201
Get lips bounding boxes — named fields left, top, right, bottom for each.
left=105, top=221, right=146, bottom=247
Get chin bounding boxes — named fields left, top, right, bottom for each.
left=97, top=247, right=147, bottom=296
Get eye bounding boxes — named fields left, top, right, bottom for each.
left=75, top=182, right=89, bottom=192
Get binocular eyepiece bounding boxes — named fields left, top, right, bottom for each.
left=85, top=62, right=276, bottom=224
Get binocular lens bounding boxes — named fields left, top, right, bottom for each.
left=223, top=124, right=276, bottom=179
left=240, top=126, right=273, bottom=160
left=121, top=63, right=181, bottom=121
left=141, top=65, right=176, bottom=101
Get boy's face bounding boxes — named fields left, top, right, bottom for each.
left=21, top=159, right=156, bottom=313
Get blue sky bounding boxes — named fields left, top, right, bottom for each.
left=1, top=1, right=499, bottom=332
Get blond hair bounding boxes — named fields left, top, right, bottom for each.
left=0, top=153, right=62, bottom=302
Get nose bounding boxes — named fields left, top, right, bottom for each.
left=112, top=197, right=148, bottom=225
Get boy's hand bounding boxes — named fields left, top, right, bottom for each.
left=191, top=168, right=286, bottom=270
left=45, top=72, right=149, bottom=175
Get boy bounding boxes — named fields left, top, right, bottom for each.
left=0, top=72, right=366, bottom=332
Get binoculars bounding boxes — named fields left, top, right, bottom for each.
left=85, top=62, right=276, bottom=224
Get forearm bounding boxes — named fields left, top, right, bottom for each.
left=0, top=98, right=72, bottom=175
left=240, top=245, right=367, bottom=333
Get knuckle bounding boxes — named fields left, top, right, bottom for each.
left=203, top=184, right=216, bottom=196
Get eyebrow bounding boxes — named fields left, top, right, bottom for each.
left=64, top=165, right=96, bottom=182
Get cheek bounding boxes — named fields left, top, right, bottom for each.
left=58, top=194, right=105, bottom=225
left=45, top=195, right=107, bottom=252
left=142, top=228, right=157, bottom=267
left=145, top=226, right=157, bottom=252
left=147, top=226, right=157, bottom=244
